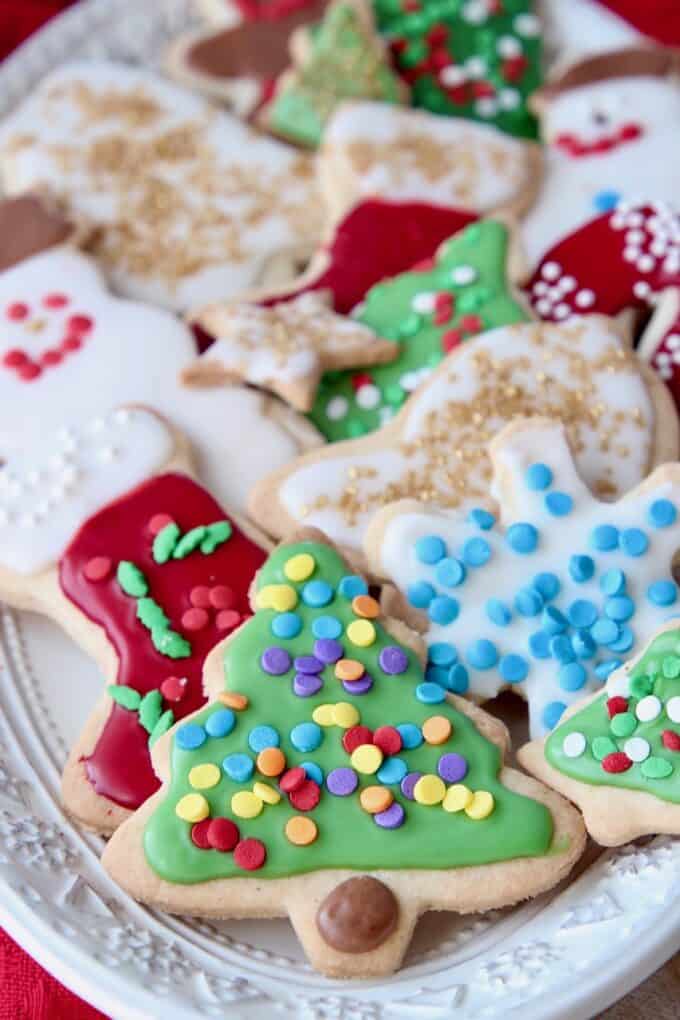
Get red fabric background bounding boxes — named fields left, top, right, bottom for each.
left=0, top=0, right=679, bottom=1018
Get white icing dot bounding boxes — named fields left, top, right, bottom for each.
left=326, top=396, right=349, bottom=421
left=627, top=212, right=644, bottom=228
left=664, top=255, right=680, bottom=274
left=548, top=286, right=563, bottom=302
left=637, top=255, right=655, bottom=273
left=666, top=334, right=680, bottom=351
left=465, top=57, right=487, bottom=78
left=499, top=88, right=520, bottom=110
left=497, top=36, right=522, bottom=58
left=559, top=276, right=576, bottom=294
left=633, top=281, right=651, bottom=299
left=625, top=230, right=645, bottom=246
left=400, top=371, right=421, bottom=392
left=411, top=291, right=437, bottom=313
left=669, top=352, right=680, bottom=365
left=575, top=289, right=595, bottom=309
left=378, top=407, right=395, bottom=425
left=439, top=65, right=467, bottom=88
left=475, top=98, right=499, bottom=118
left=356, top=384, right=381, bottom=410
left=623, top=246, right=641, bottom=263
left=562, top=732, right=586, bottom=758
left=532, top=281, right=548, bottom=296
left=514, top=12, right=540, bottom=35
left=656, top=352, right=672, bottom=367
left=535, top=299, right=553, bottom=317
left=541, top=261, right=562, bottom=282
left=650, top=240, right=669, bottom=258
left=451, top=265, right=478, bottom=286
left=462, top=0, right=488, bottom=24
left=624, top=736, right=650, bottom=762
left=667, top=695, right=680, bottom=723
left=659, top=365, right=673, bottom=380
left=553, top=303, right=571, bottom=320
left=610, top=214, right=626, bottom=231
left=636, top=694, right=662, bottom=722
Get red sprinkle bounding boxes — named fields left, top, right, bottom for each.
left=373, top=725, right=402, bottom=756
left=662, top=730, right=680, bottom=751
left=43, top=292, right=69, bottom=308
left=289, top=779, right=320, bottom=812
left=234, top=837, right=266, bottom=870
left=459, top=314, right=483, bottom=333
left=40, top=349, right=62, bottom=367
left=6, top=302, right=29, bottom=320
left=441, top=328, right=462, bottom=353
left=83, top=556, right=112, bottom=582
left=190, top=818, right=212, bottom=850
left=503, top=55, right=529, bottom=83
left=602, top=751, right=633, bottom=773
left=216, top=609, right=241, bottom=631
left=18, top=362, right=41, bottom=381
left=606, top=696, right=629, bottom=718
left=61, top=336, right=82, bottom=352
left=342, top=725, right=373, bottom=754
left=189, top=585, right=212, bottom=609
left=207, top=817, right=240, bottom=852
left=3, top=349, right=28, bottom=367
left=279, top=766, right=306, bottom=793
left=351, top=372, right=373, bottom=392
left=210, top=585, right=235, bottom=610
left=433, top=292, right=454, bottom=326
left=160, top=675, right=188, bottom=703
left=67, top=314, right=94, bottom=334
left=148, top=512, right=175, bottom=536
left=181, top=608, right=209, bottom=632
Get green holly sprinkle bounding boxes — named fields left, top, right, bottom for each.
left=200, top=521, right=233, bottom=555
left=149, top=709, right=175, bottom=748
left=108, top=685, right=142, bottom=711
left=137, top=597, right=170, bottom=632
left=117, top=561, right=149, bottom=598
left=153, top=522, right=181, bottom=564
left=152, top=628, right=192, bottom=659
left=173, top=526, right=207, bottom=560
left=139, top=689, right=164, bottom=734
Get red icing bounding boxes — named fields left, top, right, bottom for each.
left=606, top=696, right=629, bottom=718
left=234, top=0, right=317, bottom=20
left=602, top=751, right=633, bottom=773
left=554, top=123, right=643, bottom=158
left=43, top=293, right=69, bottom=308
left=373, top=725, right=403, bottom=756
left=234, top=837, right=266, bottom=870
left=59, top=472, right=265, bottom=810
left=2, top=295, right=96, bottom=382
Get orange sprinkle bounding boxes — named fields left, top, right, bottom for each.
left=285, top=815, right=318, bottom=846
left=359, top=786, right=394, bottom=814
left=422, top=715, right=452, bottom=745
left=335, top=658, right=365, bottom=681
left=219, top=691, right=249, bottom=711
left=351, top=594, right=380, bottom=619
left=257, top=747, right=286, bottom=777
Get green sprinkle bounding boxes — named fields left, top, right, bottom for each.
left=116, top=561, right=148, bottom=597
left=173, top=526, right=207, bottom=559
left=610, top=712, right=637, bottom=738
left=149, top=709, right=175, bottom=747
left=138, top=689, right=163, bottom=734
left=347, top=420, right=367, bottom=438
left=397, top=313, right=421, bottom=338
left=592, top=736, right=617, bottom=761
left=662, top=655, right=680, bottom=679
left=630, top=674, right=653, bottom=699
left=107, top=685, right=141, bottom=711
left=384, top=384, right=406, bottom=407
left=153, top=522, right=181, bottom=564
left=152, top=627, right=191, bottom=659
left=137, top=597, right=169, bottom=631
left=199, top=521, right=232, bottom=555
left=641, top=757, right=673, bottom=779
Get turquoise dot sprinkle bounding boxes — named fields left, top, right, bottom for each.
left=591, top=617, right=620, bottom=646
left=468, top=507, right=496, bottom=530
left=545, top=491, right=573, bottom=516
left=416, top=682, right=447, bottom=704
left=435, top=557, right=466, bottom=587
left=569, top=555, right=595, bottom=583
left=529, top=631, right=551, bottom=659
left=462, top=536, right=491, bottom=567
left=300, top=761, right=323, bottom=785
left=248, top=725, right=280, bottom=753
left=591, top=524, right=619, bottom=551
left=429, top=641, right=457, bottom=666
left=272, top=612, right=303, bottom=639
left=621, top=528, right=648, bottom=557
left=542, top=606, right=567, bottom=635
left=609, top=626, right=634, bottom=653
left=466, top=639, right=498, bottom=670
left=377, top=757, right=408, bottom=785
left=506, top=522, right=538, bottom=554
left=550, top=635, right=575, bottom=664
left=559, top=662, right=587, bottom=691
left=426, top=665, right=450, bottom=686
left=533, top=572, right=560, bottom=600
left=595, top=658, right=621, bottom=681
left=302, top=580, right=334, bottom=608
left=568, top=599, right=598, bottom=629
left=428, top=596, right=459, bottom=625
left=222, top=753, right=254, bottom=783
left=447, top=663, right=469, bottom=693
left=206, top=708, right=236, bottom=739
left=499, top=654, right=528, bottom=683
left=407, top=581, right=435, bottom=608
left=648, top=499, right=677, bottom=528
left=397, top=723, right=423, bottom=749
left=605, top=595, right=634, bottom=622
left=573, top=630, right=596, bottom=659
left=176, top=723, right=206, bottom=751
left=290, top=722, right=322, bottom=753
left=514, top=587, right=543, bottom=617
left=486, top=598, right=512, bottom=626
left=526, top=463, right=553, bottom=490
left=542, top=700, right=567, bottom=729
left=415, top=535, right=447, bottom=564
left=338, top=575, right=368, bottom=599
left=647, top=580, right=678, bottom=606
left=312, top=615, right=342, bottom=639
left=600, top=569, right=626, bottom=596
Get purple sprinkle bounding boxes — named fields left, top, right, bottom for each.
left=326, top=767, right=358, bottom=796
left=374, top=801, right=405, bottom=829
left=293, top=673, right=323, bottom=697
left=379, top=646, right=408, bottom=675
left=437, top=753, right=468, bottom=783
left=294, top=655, right=323, bottom=675
left=261, top=646, right=292, bottom=676
left=314, top=638, right=344, bottom=664
left=400, top=771, right=422, bottom=800
left=342, top=673, right=373, bottom=695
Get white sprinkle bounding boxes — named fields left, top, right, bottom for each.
left=633, top=281, right=651, bottom=299
left=562, top=732, right=586, bottom=758
left=326, top=396, right=348, bottom=421
left=666, top=334, right=680, bottom=351
left=356, top=384, right=381, bottom=410
left=560, top=276, right=577, bottom=294
left=475, top=98, right=498, bottom=118
left=636, top=694, right=662, bottom=722
left=666, top=695, right=680, bottom=723
left=623, top=246, right=641, bottom=264
left=532, top=281, right=548, bottom=296
left=497, top=36, right=521, bottom=58
left=637, top=254, right=655, bottom=273
left=411, top=291, right=437, bottom=314
left=465, top=56, right=487, bottom=78
left=499, top=88, right=520, bottom=110
left=575, top=289, right=595, bottom=309
left=451, top=265, right=478, bottom=286
left=514, top=12, right=540, bottom=35
left=535, top=299, right=553, bottom=317
left=439, top=65, right=467, bottom=88
left=624, top=736, right=650, bottom=762
left=607, top=673, right=631, bottom=698
left=541, top=261, right=562, bottom=282
left=553, top=303, right=571, bottom=320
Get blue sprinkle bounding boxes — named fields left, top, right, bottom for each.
left=397, top=723, right=423, bottom=749
left=647, top=580, right=678, bottom=606
left=514, top=587, right=544, bottom=617
left=447, top=663, right=469, bottom=693
left=338, top=575, right=368, bottom=599
left=312, top=615, right=343, bottom=639
left=621, top=527, right=648, bottom=557
left=506, top=522, right=538, bottom=554
left=290, top=722, right=322, bottom=753
left=248, top=725, right=280, bottom=753
left=608, top=625, right=634, bottom=653
left=416, top=681, right=447, bottom=704
left=428, top=595, right=459, bottom=625
left=468, top=507, right=496, bottom=530
left=648, top=499, right=677, bottom=528
left=600, top=569, right=626, bottom=596
left=545, top=491, right=573, bottom=516
left=429, top=641, right=457, bottom=666
left=533, top=572, right=560, bottom=601
left=407, top=580, right=436, bottom=609
left=499, top=654, right=529, bottom=683
left=272, top=611, right=303, bottom=639
left=542, top=700, right=567, bottom=729
left=529, top=630, right=552, bottom=659
left=486, top=598, right=512, bottom=626
left=176, top=723, right=206, bottom=751
left=435, top=557, right=466, bottom=587
left=569, top=554, right=595, bottom=583
left=605, top=595, right=635, bottom=622
left=526, top=463, right=553, bottom=490
left=415, top=535, right=447, bottom=564
left=222, top=753, right=254, bottom=782
left=302, top=579, right=334, bottom=608
left=466, top=639, right=499, bottom=670
left=593, top=189, right=621, bottom=212
left=559, top=662, right=587, bottom=691
left=542, top=606, right=567, bottom=635
left=426, top=664, right=450, bottom=686
left=300, top=761, right=324, bottom=785
left=551, top=634, right=576, bottom=664
left=572, top=629, right=596, bottom=659
left=205, top=708, right=236, bottom=739
left=462, top=536, right=491, bottom=567
left=590, top=617, right=620, bottom=646
left=595, top=658, right=621, bottom=681
left=591, top=524, right=619, bottom=551
left=568, top=599, right=598, bottom=629
left=377, top=757, right=408, bottom=785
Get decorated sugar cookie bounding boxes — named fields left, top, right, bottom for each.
left=102, top=531, right=584, bottom=978
left=249, top=317, right=675, bottom=561
left=520, top=620, right=680, bottom=843
left=0, top=62, right=321, bottom=310
left=639, top=289, right=680, bottom=412
left=366, top=417, right=680, bottom=738
left=186, top=292, right=396, bottom=412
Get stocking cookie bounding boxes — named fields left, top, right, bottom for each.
left=0, top=62, right=321, bottom=310
left=249, top=317, right=674, bottom=563
left=366, top=417, right=680, bottom=738
left=102, top=531, right=585, bottom=978
left=185, top=292, right=397, bottom=412
left=520, top=620, right=680, bottom=843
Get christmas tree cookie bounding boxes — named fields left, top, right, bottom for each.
left=520, top=621, right=680, bottom=844
left=310, top=219, right=529, bottom=441
left=103, top=530, right=584, bottom=977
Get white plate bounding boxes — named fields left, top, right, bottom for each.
left=0, top=2, right=678, bottom=1018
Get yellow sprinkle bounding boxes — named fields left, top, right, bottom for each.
left=346, top=619, right=376, bottom=647
left=253, top=781, right=281, bottom=805
left=256, top=584, right=298, bottom=612
left=175, top=793, right=209, bottom=823
left=332, top=702, right=360, bottom=728
left=284, top=553, right=316, bottom=582
left=188, top=763, right=221, bottom=791
left=312, top=703, right=336, bottom=727
left=465, top=790, right=495, bottom=820
left=442, top=784, right=473, bottom=813
left=231, top=790, right=263, bottom=819
left=414, top=774, right=446, bottom=806
left=350, top=744, right=383, bottom=774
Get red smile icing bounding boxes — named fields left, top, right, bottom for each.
left=1, top=291, right=94, bottom=381
left=554, top=122, right=643, bottom=158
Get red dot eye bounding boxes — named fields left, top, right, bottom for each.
left=6, top=302, right=29, bottom=321
left=66, top=314, right=94, bottom=335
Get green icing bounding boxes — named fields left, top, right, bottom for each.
left=309, top=221, right=528, bottom=441
left=143, top=541, right=555, bottom=883
left=546, top=628, right=680, bottom=802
